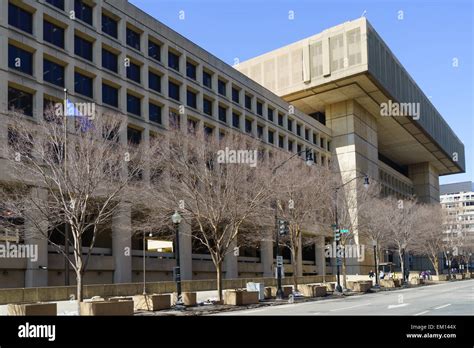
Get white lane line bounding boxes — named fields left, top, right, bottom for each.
left=388, top=303, right=409, bottom=309
left=414, top=310, right=429, bottom=316
left=434, top=303, right=451, bottom=310
left=330, top=303, right=370, bottom=312
left=312, top=312, right=321, bottom=315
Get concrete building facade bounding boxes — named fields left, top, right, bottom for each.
left=0, top=0, right=465, bottom=287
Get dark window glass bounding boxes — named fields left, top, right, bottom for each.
left=8, top=87, right=33, bottom=116
left=203, top=71, right=212, bottom=89
left=287, top=120, right=293, bottom=132
left=43, top=59, right=64, bottom=87
left=101, top=13, right=117, bottom=38
left=203, top=98, right=212, bottom=116
left=268, top=131, right=274, bottom=144
left=232, top=112, right=240, bottom=128
left=148, top=41, right=161, bottom=61
left=187, top=119, right=197, bottom=134
left=257, top=125, right=263, bottom=139
left=232, top=88, right=239, bottom=103
left=149, top=103, right=162, bottom=124
left=187, top=90, right=197, bottom=109
left=267, top=108, right=274, bottom=121
left=168, top=81, right=180, bottom=101
left=218, top=106, right=227, bottom=123
left=320, top=137, right=324, bottom=148
left=186, top=61, right=196, bottom=79
left=313, top=134, right=317, bottom=144
left=8, top=3, right=33, bottom=34
left=169, top=111, right=180, bottom=129
left=126, top=27, right=140, bottom=50
left=102, top=84, right=118, bottom=107
left=127, top=94, right=141, bottom=116
left=102, top=48, right=118, bottom=72
left=305, top=129, right=309, bottom=140
left=297, top=124, right=301, bottom=136
left=245, top=95, right=252, bottom=110
left=75, top=35, right=93, bottom=61
left=218, top=80, right=226, bottom=96
left=168, top=51, right=180, bottom=71
left=74, top=0, right=93, bottom=25
left=257, top=101, right=263, bottom=116
left=288, top=140, right=294, bottom=152
left=149, top=71, right=161, bottom=92
left=126, top=62, right=140, bottom=83
left=204, top=126, right=213, bottom=138
left=43, top=21, right=64, bottom=48
left=74, top=72, right=93, bottom=98
left=279, top=135, right=284, bottom=148
left=46, top=0, right=65, bottom=10
left=8, top=45, right=33, bottom=75
left=278, top=113, right=284, bottom=126
left=127, top=127, right=141, bottom=145
left=245, top=119, right=252, bottom=133
left=297, top=144, right=302, bottom=153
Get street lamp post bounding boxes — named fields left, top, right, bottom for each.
left=468, top=252, right=472, bottom=274
left=142, top=231, right=153, bottom=295
left=446, top=251, right=451, bottom=280
left=172, top=211, right=184, bottom=308
left=372, top=240, right=379, bottom=286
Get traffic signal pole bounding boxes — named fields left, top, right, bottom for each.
left=275, top=213, right=284, bottom=300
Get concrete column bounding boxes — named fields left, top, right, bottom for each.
left=408, top=162, right=440, bottom=203
left=24, top=188, right=49, bottom=287
left=315, top=235, right=326, bottom=279
left=224, top=240, right=238, bottom=279
left=178, top=221, right=192, bottom=280
left=112, top=201, right=132, bottom=283
left=260, top=239, right=273, bottom=277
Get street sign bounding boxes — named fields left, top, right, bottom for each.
left=276, top=256, right=283, bottom=267
left=340, top=229, right=349, bottom=234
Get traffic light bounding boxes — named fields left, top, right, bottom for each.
left=334, top=229, right=341, bottom=242
left=278, top=219, right=289, bottom=236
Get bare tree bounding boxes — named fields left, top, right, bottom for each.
left=0, top=107, right=150, bottom=312
left=141, top=128, right=275, bottom=301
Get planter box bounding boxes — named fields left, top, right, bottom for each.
left=454, top=274, right=464, bottom=280
left=431, top=275, right=449, bottom=281
left=270, top=286, right=292, bottom=298
left=348, top=281, right=371, bottom=292
left=134, top=294, right=171, bottom=311
left=410, top=278, right=424, bottom=285
left=80, top=300, right=134, bottom=316
left=246, top=282, right=265, bottom=300
left=264, top=287, right=273, bottom=299
left=465, top=273, right=471, bottom=279
left=300, top=284, right=327, bottom=297
left=182, top=292, right=197, bottom=306
left=224, top=290, right=259, bottom=306
left=380, top=279, right=401, bottom=288
left=7, top=303, right=57, bottom=316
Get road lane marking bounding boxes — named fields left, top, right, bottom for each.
left=434, top=303, right=451, bottom=310
left=388, top=303, right=409, bottom=309
left=330, top=303, right=370, bottom=312
left=414, top=310, right=429, bottom=316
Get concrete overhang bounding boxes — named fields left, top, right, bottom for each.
left=236, top=17, right=465, bottom=176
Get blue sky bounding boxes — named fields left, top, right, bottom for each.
left=130, top=0, right=473, bottom=184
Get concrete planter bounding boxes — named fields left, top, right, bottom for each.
left=80, top=300, right=134, bottom=316
left=269, top=286, right=292, bottom=298
left=224, top=290, right=259, bottom=306
left=7, top=303, right=57, bottom=316
left=300, top=284, right=327, bottom=297
left=454, top=274, right=464, bottom=280
left=431, top=275, right=449, bottom=281
left=134, top=294, right=171, bottom=311
left=182, top=292, right=197, bottom=306
left=465, top=273, right=471, bottom=279
left=410, top=278, right=424, bottom=285
left=323, top=282, right=336, bottom=292
left=380, top=279, right=401, bottom=288
left=348, top=281, right=371, bottom=293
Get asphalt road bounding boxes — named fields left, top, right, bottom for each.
left=215, top=279, right=474, bottom=316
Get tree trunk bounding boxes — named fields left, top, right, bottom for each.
left=342, top=255, right=347, bottom=289
left=399, top=252, right=405, bottom=284
left=292, top=249, right=299, bottom=291
left=216, top=261, right=223, bottom=302
left=76, top=270, right=83, bottom=315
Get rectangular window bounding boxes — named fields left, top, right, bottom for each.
left=9, top=3, right=33, bottom=34
left=257, top=125, right=263, bottom=139
left=127, top=94, right=141, bottom=116
left=102, top=83, right=118, bottom=107
left=46, top=0, right=65, bottom=10
left=320, top=137, right=324, bottom=148
left=8, top=87, right=33, bottom=116
left=203, top=71, right=212, bottom=89
left=268, top=130, right=274, bottom=144
left=305, top=129, right=309, bottom=141
left=126, top=27, right=140, bottom=50
left=169, top=111, right=180, bottom=129
left=297, top=144, right=302, bottom=153
left=149, top=103, right=162, bottom=124
left=43, top=59, right=64, bottom=87
left=148, top=40, right=161, bottom=61
left=296, top=124, right=301, bottom=136
left=232, top=112, right=240, bottom=128
left=232, top=88, right=240, bottom=103
left=278, top=113, right=284, bottom=126
left=203, top=98, right=212, bottom=116
left=74, top=0, right=93, bottom=26
left=8, top=45, right=33, bottom=75
left=102, top=48, right=118, bottom=72
left=168, top=81, right=180, bottom=101
left=257, top=101, right=263, bottom=116
left=127, top=127, right=141, bottom=145
left=288, top=139, right=294, bottom=152
left=204, top=126, right=213, bottom=137
left=186, top=61, right=196, bottom=79
left=126, top=61, right=140, bottom=83
left=75, top=35, right=93, bottom=61
left=245, top=119, right=252, bottom=134
left=43, top=21, right=64, bottom=48
left=245, top=94, right=252, bottom=110
left=218, top=106, right=227, bottom=123
left=267, top=108, right=274, bottom=122
left=313, top=133, right=317, bottom=144
left=101, top=13, right=117, bottom=38
left=279, top=135, right=284, bottom=148
left=188, top=119, right=197, bottom=134
left=168, top=51, right=180, bottom=71
left=187, top=90, right=197, bottom=109
left=74, top=72, right=93, bottom=98
left=149, top=71, right=161, bottom=93
left=218, top=79, right=226, bottom=96
left=287, top=119, right=293, bottom=132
